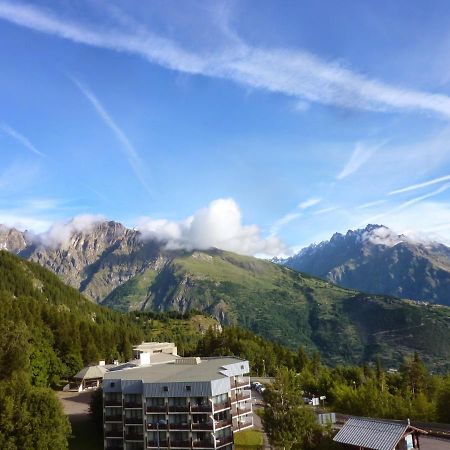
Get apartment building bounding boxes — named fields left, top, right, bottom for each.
left=103, top=356, right=253, bottom=450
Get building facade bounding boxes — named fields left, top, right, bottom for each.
left=103, top=356, right=253, bottom=450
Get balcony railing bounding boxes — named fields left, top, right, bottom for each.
left=190, top=404, right=212, bottom=413
left=215, top=418, right=232, bottom=429
left=193, top=440, right=215, bottom=448
left=235, top=392, right=251, bottom=402
left=147, top=440, right=169, bottom=448
left=216, top=436, right=233, bottom=448
left=124, top=401, right=142, bottom=408
left=168, top=405, right=190, bottom=413
left=105, top=399, right=122, bottom=407
left=236, top=420, right=253, bottom=430
left=192, top=422, right=214, bottom=431
left=105, top=415, right=122, bottom=422
left=147, top=422, right=169, bottom=431
left=169, top=440, right=191, bottom=448
left=105, top=430, right=123, bottom=438
left=124, top=417, right=143, bottom=425
left=147, top=405, right=168, bottom=413
left=213, top=401, right=230, bottom=412
left=168, top=423, right=191, bottom=430
left=234, top=406, right=252, bottom=416
left=125, top=433, right=144, bottom=441
left=234, top=379, right=250, bottom=388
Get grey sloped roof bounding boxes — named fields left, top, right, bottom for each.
left=74, top=365, right=108, bottom=380
left=333, top=417, right=408, bottom=450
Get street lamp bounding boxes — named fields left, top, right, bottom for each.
left=157, top=419, right=167, bottom=450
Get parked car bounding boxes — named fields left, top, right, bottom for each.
left=251, top=381, right=262, bottom=390
left=255, top=384, right=266, bottom=394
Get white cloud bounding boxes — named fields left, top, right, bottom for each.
left=138, top=198, right=287, bottom=257
left=389, top=174, right=450, bottom=195
left=71, top=77, right=152, bottom=196
left=298, top=197, right=321, bottom=209
left=39, top=214, right=105, bottom=248
left=356, top=199, right=387, bottom=209
left=2, top=2, right=450, bottom=118
left=0, top=122, right=45, bottom=157
left=362, top=183, right=450, bottom=225
left=312, top=206, right=339, bottom=215
left=337, top=142, right=380, bottom=180
left=270, top=212, right=302, bottom=235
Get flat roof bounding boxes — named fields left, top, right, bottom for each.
left=133, top=342, right=175, bottom=350
left=104, top=356, right=247, bottom=383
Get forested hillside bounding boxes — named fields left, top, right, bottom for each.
left=104, top=249, right=450, bottom=371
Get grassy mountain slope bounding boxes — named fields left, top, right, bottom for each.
left=102, top=249, right=450, bottom=370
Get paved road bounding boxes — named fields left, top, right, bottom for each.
left=250, top=389, right=271, bottom=449
left=421, top=437, right=450, bottom=450
left=58, top=391, right=93, bottom=422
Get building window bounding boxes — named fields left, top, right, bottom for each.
left=110, top=382, right=115, bottom=387
left=163, top=386, right=169, bottom=392
left=186, top=385, right=191, bottom=391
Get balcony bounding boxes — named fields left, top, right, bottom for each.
left=216, top=436, right=233, bottom=448
left=170, top=440, right=191, bottom=448
left=191, top=404, right=212, bottom=413
left=124, top=401, right=142, bottom=409
left=235, top=420, right=253, bottom=431
left=192, top=422, right=214, bottom=431
left=124, top=417, right=143, bottom=425
left=213, top=402, right=230, bottom=412
left=235, top=392, right=251, bottom=402
left=147, top=405, right=168, bottom=413
left=105, top=430, right=123, bottom=438
left=125, top=433, right=144, bottom=441
left=147, top=422, right=169, bottom=431
left=105, top=415, right=122, bottom=422
left=168, top=405, right=190, bottom=413
left=168, top=423, right=191, bottom=430
left=147, top=440, right=169, bottom=448
left=215, top=418, right=232, bottom=429
left=105, top=399, right=122, bottom=407
left=233, top=379, right=250, bottom=388
left=193, top=440, right=215, bottom=449
left=233, top=406, right=252, bottom=416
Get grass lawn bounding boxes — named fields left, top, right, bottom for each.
left=234, top=429, right=263, bottom=450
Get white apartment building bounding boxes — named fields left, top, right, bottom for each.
left=103, top=356, right=253, bottom=450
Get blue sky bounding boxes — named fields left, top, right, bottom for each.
left=2, top=0, right=450, bottom=256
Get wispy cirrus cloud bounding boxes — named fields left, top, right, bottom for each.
left=356, top=199, right=387, bottom=210
left=298, top=197, right=321, bottom=209
left=0, top=122, right=45, bottom=157
left=2, top=2, right=450, bottom=118
left=337, top=142, right=381, bottom=180
left=363, top=182, right=450, bottom=225
left=389, top=174, right=450, bottom=195
left=70, top=77, right=152, bottom=196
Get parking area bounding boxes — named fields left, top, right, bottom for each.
left=421, top=437, right=450, bottom=450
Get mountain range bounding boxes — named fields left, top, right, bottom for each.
left=2, top=220, right=450, bottom=369
left=278, top=224, right=450, bottom=306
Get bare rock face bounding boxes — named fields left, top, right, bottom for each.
left=279, top=224, right=450, bottom=307
left=0, top=225, right=28, bottom=253
left=1, top=220, right=164, bottom=303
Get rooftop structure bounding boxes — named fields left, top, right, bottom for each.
left=103, top=356, right=253, bottom=450
left=132, top=342, right=178, bottom=358
left=333, top=417, right=427, bottom=450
